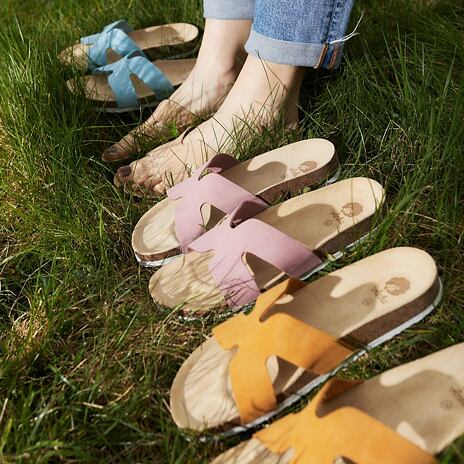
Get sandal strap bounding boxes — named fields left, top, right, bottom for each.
left=213, top=279, right=353, bottom=423
left=188, top=201, right=323, bottom=308
left=93, top=50, right=174, bottom=108
left=81, top=20, right=139, bottom=70
left=167, top=154, right=269, bottom=251
left=254, top=378, right=437, bottom=464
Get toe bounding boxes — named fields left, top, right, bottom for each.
left=115, top=156, right=160, bottom=192
left=142, top=174, right=163, bottom=194
left=116, top=165, right=132, bottom=180
left=140, top=156, right=165, bottom=193
left=103, top=145, right=130, bottom=162
left=130, top=157, right=157, bottom=185
left=152, top=182, right=167, bottom=195
left=102, top=131, right=140, bottom=162
left=114, top=163, right=136, bottom=188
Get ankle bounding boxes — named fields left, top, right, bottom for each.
left=197, top=19, right=252, bottom=77
left=243, top=55, right=305, bottom=91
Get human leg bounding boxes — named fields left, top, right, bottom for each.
left=115, top=0, right=356, bottom=192
left=103, top=3, right=254, bottom=161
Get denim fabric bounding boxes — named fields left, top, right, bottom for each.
left=203, top=0, right=255, bottom=20
left=203, top=0, right=355, bottom=69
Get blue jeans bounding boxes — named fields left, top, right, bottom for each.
left=203, top=0, right=355, bottom=69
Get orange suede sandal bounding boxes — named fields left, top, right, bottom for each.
left=169, top=247, right=442, bottom=435
left=211, top=343, right=464, bottom=463
left=132, top=139, right=340, bottom=267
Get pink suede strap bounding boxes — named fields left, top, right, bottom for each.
left=188, top=201, right=323, bottom=308
left=167, top=154, right=268, bottom=251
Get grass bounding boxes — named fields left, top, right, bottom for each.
left=0, top=0, right=463, bottom=462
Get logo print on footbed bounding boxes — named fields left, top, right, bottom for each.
left=341, top=202, right=363, bottom=217
left=299, top=161, right=318, bottom=173
left=440, top=385, right=464, bottom=410
left=323, top=202, right=363, bottom=227
left=280, top=161, right=318, bottom=180
left=362, top=277, right=411, bottom=305
left=385, top=277, right=410, bottom=296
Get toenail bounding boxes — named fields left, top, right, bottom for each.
left=106, top=146, right=117, bottom=154
left=118, top=166, right=132, bottom=178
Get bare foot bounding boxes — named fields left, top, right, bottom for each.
left=102, top=19, right=252, bottom=162
left=114, top=55, right=304, bottom=194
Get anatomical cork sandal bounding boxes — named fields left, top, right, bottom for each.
left=211, top=343, right=464, bottom=463
left=132, top=139, right=340, bottom=267
left=59, top=21, right=199, bottom=71
left=149, top=177, right=385, bottom=315
left=169, top=247, right=443, bottom=436
left=67, top=51, right=196, bottom=112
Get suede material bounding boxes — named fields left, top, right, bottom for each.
left=167, top=154, right=268, bottom=251
left=254, top=379, right=437, bottom=464
left=207, top=271, right=441, bottom=434
left=213, top=279, right=353, bottom=424
left=94, top=50, right=174, bottom=108
left=135, top=149, right=339, bottom=264
left=81, top=20, right=138, bottom=70
left=189, top=203, right=323, bottom=307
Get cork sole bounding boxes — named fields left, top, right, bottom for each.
left=149, top=177, right=385, bottom=315
left=59, top=23, right=199, bottom=70
left=66, top=58, right=196, bottom=111
left=169, top=247, right=441, bottom=434
left=212, top=343, right=464, bottom=463
left=132, top=139, right=340, bottom=266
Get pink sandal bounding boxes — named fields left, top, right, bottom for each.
left=149, top=177, right=385, bottom=315
left=132, top=139, right=340, bottom=266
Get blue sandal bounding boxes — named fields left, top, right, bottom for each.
left=66, top=50, right=196, bottom=112
left=59, top=20, right=198, bottom=71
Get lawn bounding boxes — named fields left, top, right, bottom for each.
left=0, top=0, right=463, bottom=462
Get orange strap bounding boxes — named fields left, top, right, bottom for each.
left=212, top=279, right=353, bottom=424
left=254, top=379, right=437, bottom=464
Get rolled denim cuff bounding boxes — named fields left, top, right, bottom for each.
left=245, top=28, right=345, bottom=69
left=203, top=0, right=255, bottom=20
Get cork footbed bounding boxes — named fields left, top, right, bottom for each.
left=212, top=343, right=464, bottom=463
left=59, top=23, right=199, bottom=70
left=66, top=58, right=196, bottom=108
left=132, top=139, right=339, bottom=264
left=169, top=247, right=440, bottom=432
left=149, top=177, right=385, bottom=314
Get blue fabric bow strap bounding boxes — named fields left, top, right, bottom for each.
left=81, top=20, right=140, bottom=70
left=94, top=51, right=175, bottom=108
